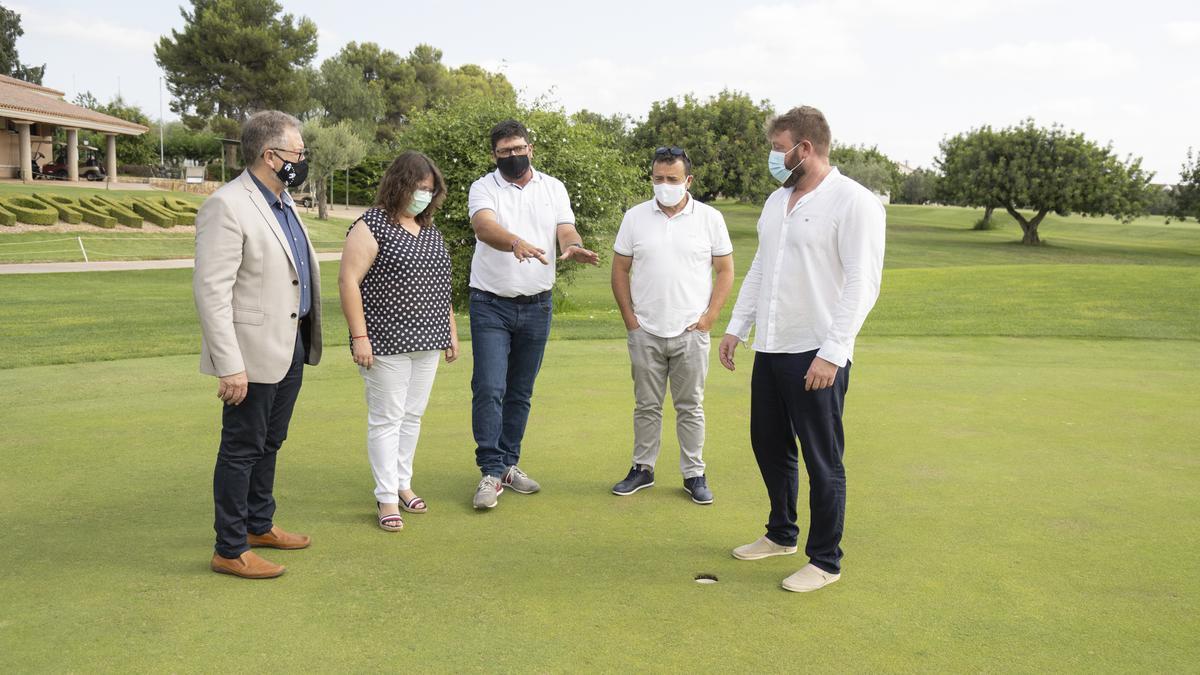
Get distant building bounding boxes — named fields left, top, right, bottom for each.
left=0, top=74, right=148, bottom=183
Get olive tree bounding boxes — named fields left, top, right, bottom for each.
left=303, top=118, right=368, bottom=220
left=938, top=120, right=1151, bottom=244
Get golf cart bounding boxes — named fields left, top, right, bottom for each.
left=41, top=143, right=106, bottom=181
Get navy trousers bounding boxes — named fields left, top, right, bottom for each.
left=213, top=331, right=305, bottom=558
left=750, top=350, right=851, bottom=574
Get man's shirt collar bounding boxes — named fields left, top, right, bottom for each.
left=249, top=171, right=295, bottom=208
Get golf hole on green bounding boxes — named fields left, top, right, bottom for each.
left=694, top=573, right=718, bottom=584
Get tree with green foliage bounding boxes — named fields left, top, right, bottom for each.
left=0, top=5, right=44, bottom=84
left=896, top=168, right=940, bottom=205
left=571, top=109, right=634, bottom=154
left=831, top=145, right=901, bottom=197
left=1173, top=148, right=1200, bottom=221
left=936, top=130, right=1003, bottom=228
left=72, top=93, right=156, bottom=165
left=320, top=42, right=515, bottom=144
left=631, top=90, right=775, bottom=203
left=310, top=56, right=386, bottom=140
left=397, top=95, right=642, bottom=305
left=937, top=120, right=1151, bottom=244
left=303, top=118, right=368, bottom=220
left=155, top=0, right=317, bottom=128
left=162, top=121, right=222, bottom=164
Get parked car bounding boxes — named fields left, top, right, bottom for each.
left=292, top=182, right=315, bottom=208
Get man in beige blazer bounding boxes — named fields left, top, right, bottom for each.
left=194, top=110, right=323, bottom=579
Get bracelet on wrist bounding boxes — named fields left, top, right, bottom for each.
left=351, top=335, right=368, bottom=341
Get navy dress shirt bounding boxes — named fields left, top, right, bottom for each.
left=250, top=173, right=313, bottom=318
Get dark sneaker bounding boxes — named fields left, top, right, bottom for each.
left=473, top=475, right=504, bottom=509
left=612, top=466, right=655, bottom=496
left=683, top=475, right=713, bottom=505
left=501, top=465, right=541, bottom=494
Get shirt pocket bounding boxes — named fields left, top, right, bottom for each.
left=789, top=212, right=838, bottom=251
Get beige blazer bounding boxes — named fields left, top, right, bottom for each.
left=194, top=170, right=323, bottom=383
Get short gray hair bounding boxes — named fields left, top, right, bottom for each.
left=241, top=110, right=301, bottom=165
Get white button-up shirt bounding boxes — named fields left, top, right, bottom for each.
left=467, top=168, right=575, bottom=297
left=613, top=195, right=733, bottom=338
left=725, top=168, right=885, bottom=366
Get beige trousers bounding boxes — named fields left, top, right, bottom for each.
left=626, top=327, right=710, bottom=478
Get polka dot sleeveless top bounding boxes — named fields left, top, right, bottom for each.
left=354, top=207, right=452, bottom=355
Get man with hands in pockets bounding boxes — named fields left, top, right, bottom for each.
left=611, top=146, right=734, bottom=505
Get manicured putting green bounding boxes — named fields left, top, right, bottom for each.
left=0, top=337, right=1196, bottom=671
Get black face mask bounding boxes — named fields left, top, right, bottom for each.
left=274, top=156, right=309, bottom=188
left=496, top=154, right=530, bottom=181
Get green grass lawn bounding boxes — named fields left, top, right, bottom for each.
left=3, top=201, right=1199, bottom=369
left=1, top=200, right=1198, bottom=670
left=0, top=337, right=1196, bottom=671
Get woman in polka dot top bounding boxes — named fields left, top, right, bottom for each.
left=338, top=151, right=458, bottom=531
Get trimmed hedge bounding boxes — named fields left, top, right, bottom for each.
left=160, top=196, right=198, bottom=213
left=158, top=197, right=198, bottom=225
left=86, top=196, right=142, bottom=228
left=131, top=199, right=176, bottom=228
left=77, top=205, right=117, bottom=229
left=0, top=192, right=205, bottom=228
left=32, top=193, right=83, bottom=224
left=0, top=196, right=58, bottom=226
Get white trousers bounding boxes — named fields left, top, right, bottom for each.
left=360, top=350, right=440, bottom=502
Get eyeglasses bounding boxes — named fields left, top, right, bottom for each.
left=270, top=147, right=308, bottom=161
left=494, top=143, right=531, bottom=158
left=654, top=146, right=688, bottom=160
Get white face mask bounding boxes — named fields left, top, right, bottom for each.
left=653, top=181, right=688, bottom=207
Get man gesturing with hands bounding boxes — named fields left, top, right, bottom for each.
left=720, top=106, right=885, bottom=593
left=466, top=119, right=598, bottom=510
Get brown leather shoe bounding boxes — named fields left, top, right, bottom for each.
left=247, top=525, right=311, bottom=550
left=210, top=551, right=285, bottom=579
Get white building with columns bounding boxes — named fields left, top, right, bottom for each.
left=0, top=74, right=148, bottom=183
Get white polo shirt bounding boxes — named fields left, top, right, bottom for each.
left=725, top=167, right=886, bottom=366
left=467, top=168, right=575, bottom=297
left=613, top=194, right=733, bottom=338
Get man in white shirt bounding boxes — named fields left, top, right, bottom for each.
left=467, top=119, right=599, bottom=509
left=718, top=106, right=885, bottom=592
left=610, top=146, right=734, bottom=504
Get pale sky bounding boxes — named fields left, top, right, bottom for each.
left=10, top=0, right=1199, bottom=182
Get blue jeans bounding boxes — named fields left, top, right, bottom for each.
left=469, top=289, right=552, bottom=477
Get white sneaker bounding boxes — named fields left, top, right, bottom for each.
left=781, top=564, right=841, bottom=592
left=731, top=536, right=798, bottom=560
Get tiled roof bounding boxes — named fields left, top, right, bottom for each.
left=0, top=74, right=148, bottom=135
